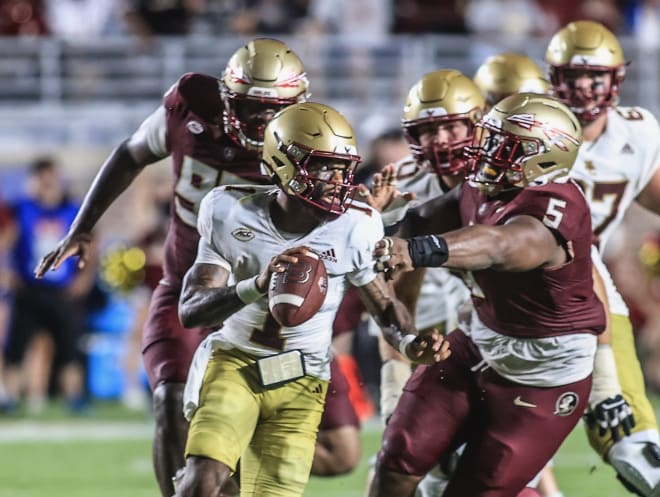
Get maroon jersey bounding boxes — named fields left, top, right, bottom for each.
left=458, top=180, right=605, bottom=338
left=162, top=73, right=270, bottom=287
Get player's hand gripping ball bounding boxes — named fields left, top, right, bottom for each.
left=268, top=251, right=328, bottom=327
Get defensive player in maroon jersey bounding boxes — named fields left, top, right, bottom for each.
left=367, top=93, right=606, bottom=497
left=33, top=38, right=309, bottom=497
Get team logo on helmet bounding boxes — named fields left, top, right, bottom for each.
left=506, top=114, right=580, bottom=152
left=187, top=121, right=204, bottom=135
left=554, top=392, right=579, bottom=416
left=226, top=64, right=252, bottom=85
left=275, top=71, right=310, bottom=89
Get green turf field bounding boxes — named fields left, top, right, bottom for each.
left=0, top=398, right=654, bottom=497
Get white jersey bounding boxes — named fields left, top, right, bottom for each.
left=570, top=106, right=660, bottom=315
left=195, top=185, right=383, bottom=380
left=393, top=156, right=470, bottom=331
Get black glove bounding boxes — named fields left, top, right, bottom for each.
left=585, top=394, right=635, bottom=442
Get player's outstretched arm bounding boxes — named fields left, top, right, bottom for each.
left=34, top=137, right=161, bottom=278
left=357, top=275, right=450, bottom=365
left=375, top=214, right=566, bottom=279
left=388, top=183, right=462, bottom=238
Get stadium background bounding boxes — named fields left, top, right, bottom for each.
left=0, top=1, right=659, bottom=496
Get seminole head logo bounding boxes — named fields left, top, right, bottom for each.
left=275, top=71, right=309, bottom=89
left=505, top=114, right=580, bottom=152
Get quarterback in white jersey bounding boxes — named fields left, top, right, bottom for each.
left=547, top=20, right=660, bottom=497
left=363, top=71, right=485, bottom=428
left=174, top=102, right=449, bottom=497
left=187, top=184, right=383, bottom=383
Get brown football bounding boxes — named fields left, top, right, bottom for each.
left=268, top=251, right=328, bottom=327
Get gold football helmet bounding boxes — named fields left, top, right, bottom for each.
left=221, top=38, right=309, bottom=151
left=473, top=53, right=549, bottom=106
left=545, top=20, right=626, bottom=122
left=465, top=93, right=582, bottom=194
left=262, top=102, right=360, bottom=217
left=402, top=69, right=486, bottom=175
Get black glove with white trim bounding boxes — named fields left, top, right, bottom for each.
left=585, top=394, right=635, bottom=442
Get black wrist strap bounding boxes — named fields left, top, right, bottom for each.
left=408, top=235, right=449, bottom=267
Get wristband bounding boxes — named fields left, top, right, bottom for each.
left=398, top=334, right=416, bottom=360
left=235, top=275, right=266, bottom=304
left=408, top=235, right=449, bottom=267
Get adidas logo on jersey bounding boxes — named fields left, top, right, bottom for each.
left=319, top=248, right=337, bottom=263
left=620, top=143, right=634, bottom=154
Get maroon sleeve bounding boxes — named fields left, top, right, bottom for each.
left=163, top=73, right=223, bottom=125
left=503, top=181, right=592, bottom=245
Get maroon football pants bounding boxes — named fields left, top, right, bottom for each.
left=378, top=329, right=591, bottom=497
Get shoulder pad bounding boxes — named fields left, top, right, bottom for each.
left=164, top=73, right=222, bottom=123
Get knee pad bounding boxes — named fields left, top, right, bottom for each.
left=609, top=435, right=660, bottom=497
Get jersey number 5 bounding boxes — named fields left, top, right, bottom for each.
left=542, top=198, right=567, bottom=229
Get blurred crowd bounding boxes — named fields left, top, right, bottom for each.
left=0, top=0, right=658, bottom=45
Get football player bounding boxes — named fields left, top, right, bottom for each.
left=33, top=38, right=310, bottom=497
left=357, top=70, right=482, bottom=497
left=473, top=52, right=563, bottom=497
left=473, top=52, right=549, bottom=108
left=368, top=93, right=605, bottom=497
left=174, top=102, right=449, bottom=497
left=545, top=20, right=660, bottom=497
left=364, top=70, right=482, bottom=427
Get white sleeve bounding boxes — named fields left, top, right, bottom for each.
left=194, top=236, right=231, bottom=272
left=637, top=109, right=660, bottom=191
left=194, top=190, right=231, bottom=271
left=347, top=209, right=384, bottom=287
left=127, top=105, right=168, bottom=158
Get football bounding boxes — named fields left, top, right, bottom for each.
left=268, top=251, right=328, bottom=327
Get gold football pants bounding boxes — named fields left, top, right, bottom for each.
left=186, top=348, right=328, bottom=497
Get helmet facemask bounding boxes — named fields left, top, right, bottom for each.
left=549, top=64, right=625, bottom=123
left=403, top=114, right=475, bottom=176
left=271, top=131, right=360, bottom=217
left=465, top=121, right=542, bottom=194
left=221, top=83, right=303, bottom=152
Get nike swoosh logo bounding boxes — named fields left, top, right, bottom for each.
left=513, top=396, right=537, bottom=408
